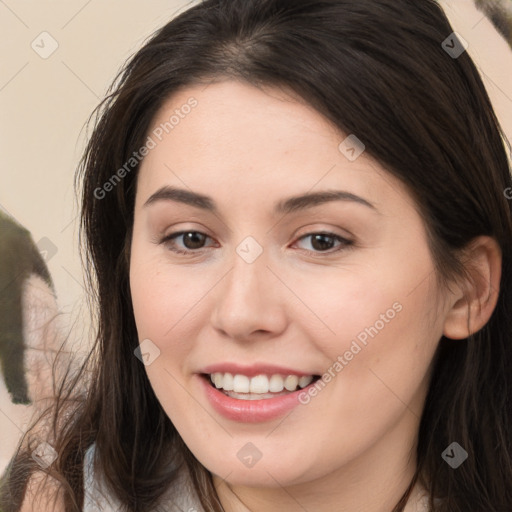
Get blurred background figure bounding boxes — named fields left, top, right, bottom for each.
left=475, top=0, right=512, bottom=44
left=0, top=210, right=66, bottom=474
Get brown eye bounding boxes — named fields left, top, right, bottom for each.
left=294, top=232, right=353, bottom=254
left=160, top=231, right=212, bottom=254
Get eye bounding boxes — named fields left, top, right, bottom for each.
left=293, top=232, right=354, bottom=254
left=159, top=231, right=215, bottom=254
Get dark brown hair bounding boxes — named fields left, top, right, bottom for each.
left=2, top=0, right=512, bottom=510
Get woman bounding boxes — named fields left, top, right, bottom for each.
left=2, top=0, right=511, bottom=510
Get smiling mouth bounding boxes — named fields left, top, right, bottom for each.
left=201, top=372, right=321, bottom=400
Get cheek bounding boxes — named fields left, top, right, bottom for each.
left=296, top=245, right=439, bottom=415
left=295, top=253, right=436, bottom=362
left=129, top=252, right=200, bottom=418
left=129, top=239, right=207, bottom=342
left=129, top=242, right=216, bottom=412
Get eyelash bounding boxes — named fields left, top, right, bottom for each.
left=158, top=230, right=354, bottom=256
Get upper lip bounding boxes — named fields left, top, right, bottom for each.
left=199, top=363, right=318, bottom=378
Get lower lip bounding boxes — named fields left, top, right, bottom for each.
left=198, top=374, right=316, bottom=423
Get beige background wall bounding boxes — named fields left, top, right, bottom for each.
left=0, top=0, right=511, bottom=475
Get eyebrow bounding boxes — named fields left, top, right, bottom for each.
left=143, top=185, right=377, bottom=214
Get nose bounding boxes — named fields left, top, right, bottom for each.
left=210, top=242, right=288, bottom=342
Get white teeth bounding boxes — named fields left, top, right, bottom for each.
left=269, top=374, right=284, bottom=392
left=284, top=375, right=299, bottom=391
left=222, top=372, right=234, bottom=391
left=208, top=372, right=315, bottom=394
left=249, top=375, right=269, bottom=393
left=214, top=373, right=223, bottom=389
left=233, top=374, right=250, bottom=393
left=299, top=375, right=313, bottom=388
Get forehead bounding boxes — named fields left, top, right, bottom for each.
left=134, top=79, right=419, bottom=224
left=147, top=80, right=342, bottom=149
left=143, top=81, right=353, bottom=169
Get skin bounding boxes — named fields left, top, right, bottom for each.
left=129, top=80, right=501, bottom=512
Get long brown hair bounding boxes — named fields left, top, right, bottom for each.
left=2, top=0, right=512, bottom=510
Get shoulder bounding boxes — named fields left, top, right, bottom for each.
left=84, top=443, right=205, bottom=512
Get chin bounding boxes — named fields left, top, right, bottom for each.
left=193, top=439, right=325, bottom=488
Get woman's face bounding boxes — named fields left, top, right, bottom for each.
left=129, top=80, right=450, bottom=488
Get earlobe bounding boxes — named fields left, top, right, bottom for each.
left=442, top=236, right=502, bottom=340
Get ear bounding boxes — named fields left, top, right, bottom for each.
left=443, top=236, right=502, bottom=340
